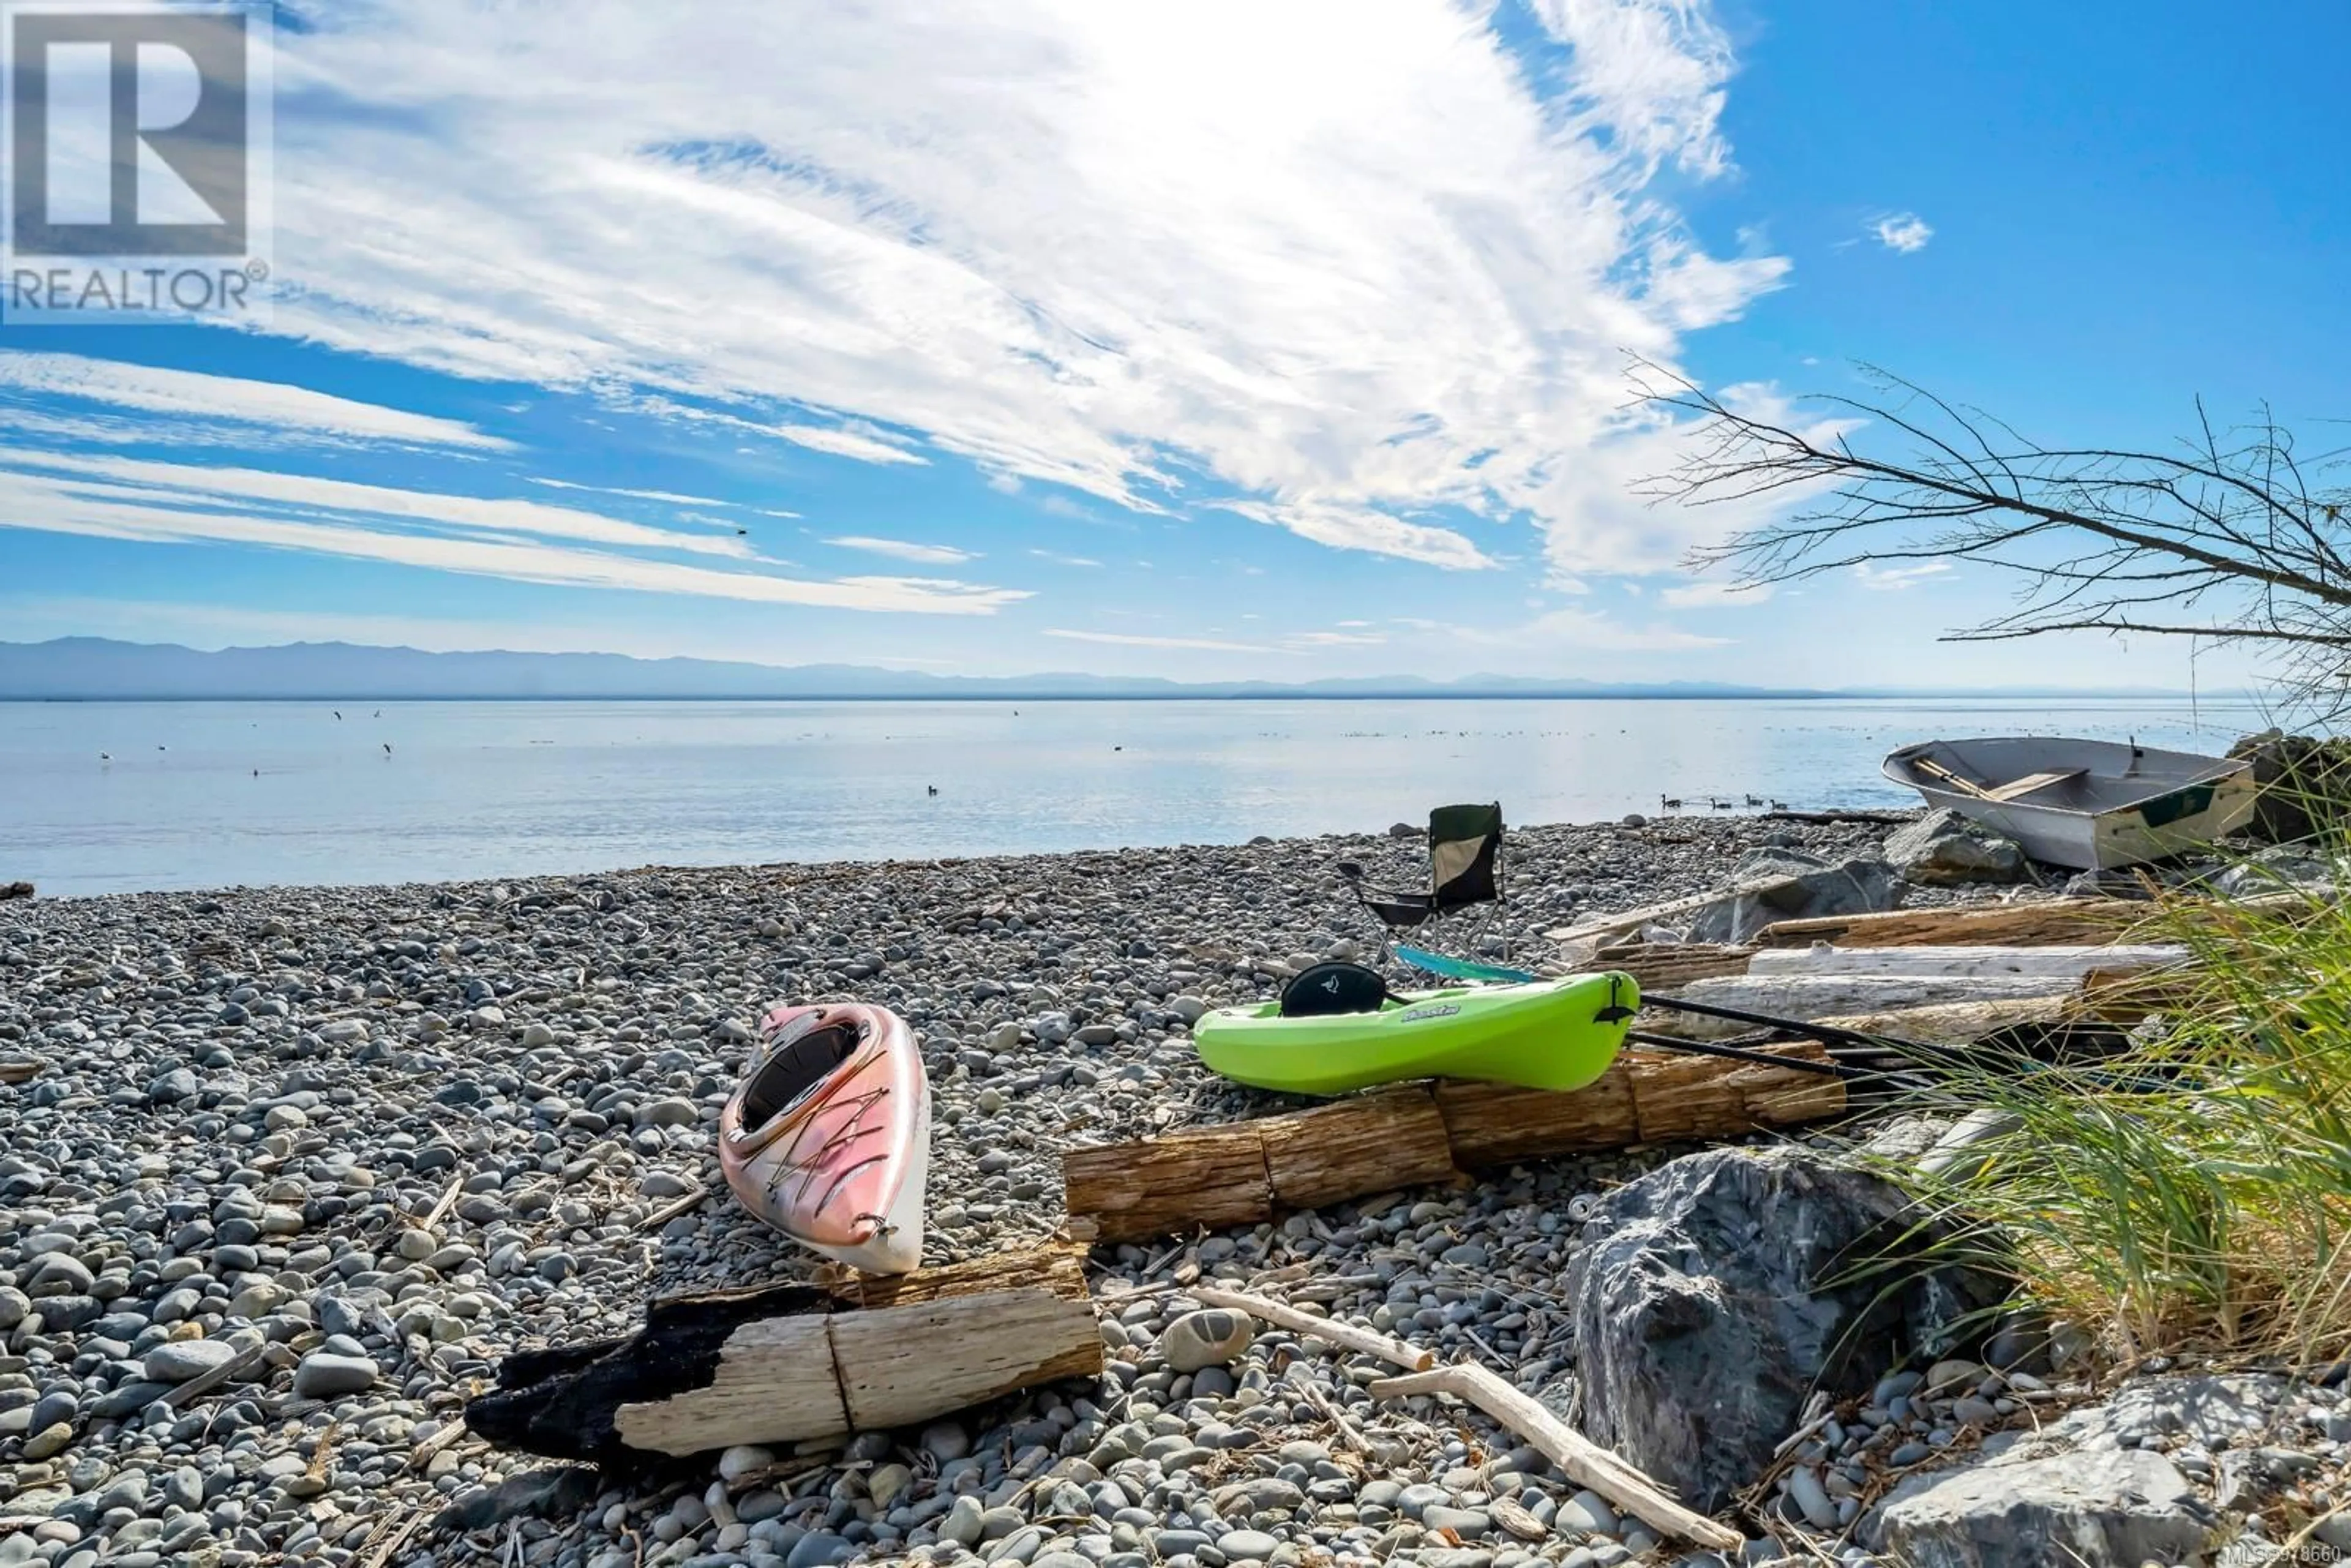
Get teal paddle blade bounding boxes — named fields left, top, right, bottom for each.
left=1393, top=943, right=1535, bottom=984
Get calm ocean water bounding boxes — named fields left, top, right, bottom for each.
left=0, top=697, right=2267, bottom=896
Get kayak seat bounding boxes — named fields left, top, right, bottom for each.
left=1280, top=962, right=1390, bottom=1018
left=740, top=1018, right=862, bottom=1133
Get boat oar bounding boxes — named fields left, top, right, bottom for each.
left=1910, top=754, right=1998, bottom=801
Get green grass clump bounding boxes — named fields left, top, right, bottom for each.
left=1894, top=858, right=2351, bottom=1365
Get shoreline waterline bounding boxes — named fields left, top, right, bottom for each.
left=1, top=694, right=2265, bottom=897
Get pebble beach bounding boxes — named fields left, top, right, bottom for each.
left=0, top=814, right=2341, bottom=1568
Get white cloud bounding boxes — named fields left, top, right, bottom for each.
left=0, top=352, right=506, bottom=449
left=825, top=535, right=977, bottom=564
left=1430, top=605, right=1731, bottom=651
left=1216, top=500, right=1492, bottom=571
left=1028, top=548, right=1103, bottom=567
left=1526, top=0, right=1736, bottom=179
left=1044, top=628, right=1295, bottom=654
left=2, top=449, right=758, bottom=558
left=1659, top=579, right=1774, bottom=608
left=1289, top=629, right=1388, bottom=646
left=776, top=425, right=931, bottom=466
left=530, top=477, right=740, bottom=507
left=248, top=0, right=1787, bottom=573
left=1852, top=561, right=1951, bottom=590
left=1870, top=212, right=1933, bottom=253
left=0, top=465, right=1024, bottom=615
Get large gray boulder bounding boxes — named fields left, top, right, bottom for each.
left=1861, top=1442, right=2207, bottom=1568
left=2226, top=729, right=2351, bottom=842
left=1685, top=849, right=1905, bottom=944
left=1884, top=809, right=2031, bottom=885
left=1857, top=1371, right=2287, bottom=1566
left=1558, top=1146, right=2004, bottom=1514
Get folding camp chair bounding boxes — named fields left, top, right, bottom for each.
left=1335, top=803, right=1508, bottom=968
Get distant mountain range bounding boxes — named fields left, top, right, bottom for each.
left=0, top=637, right=2189, bottom=701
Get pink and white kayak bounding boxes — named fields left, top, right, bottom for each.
left=719, top=1001, right=929, bottom=1274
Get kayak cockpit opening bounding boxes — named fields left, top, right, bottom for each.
left=739, top=1016, right=864, bottom=1133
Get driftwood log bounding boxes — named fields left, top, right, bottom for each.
left=1593, top=941, right=1756, bottom=989
left=1639, top=973, right=2090, bottom=1038
left=1750, top=899, right=2149, bottom=949
left=466, top=1243, right=1098, bottom=1463
left=1745, top=943, right=2186, bottom=979
left=1065, top=1045, right=1842, bottom=1244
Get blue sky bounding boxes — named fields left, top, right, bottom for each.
left=2, top=0, right=2341, bottom=689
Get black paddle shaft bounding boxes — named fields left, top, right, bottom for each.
left=1621, top=1027, right=1873, bottom=1081
left=1640, top=992, right=1968, bottom=1068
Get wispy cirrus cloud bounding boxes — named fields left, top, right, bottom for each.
left=776, top=425, right=930, bottom=467
left=1870, top=212, right=1933, bottom=253
left=1044, top=628, right=1296, bottom=654
left=1853, top=561, right=1951, bottom=590
left=252, top=0, right=1787, bottom=573
left=1439, top=605, right=1731, bottom=651
left=1289, top=629, right=1389, bottom=646
left=0, top=351, right=507, bottom=449
left=4, top=450, right=759, bottom=559
left=1659, top=578, right=1774, bottom=608
left=825, top=535, right=977, bottom=565
left=0, top=462, right=1025, bottom=615
left=530, top=477, right=741, bottom=507
left=1029, top=548, right=1103, bottom=568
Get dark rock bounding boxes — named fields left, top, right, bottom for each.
left=1884, top=809, right=2030, bottom=886
left=1686, top=855, right=1905, bottom=944
left=2061, top=868, right=2157, bottom=900
left=0, top=882, right=32, bottom=900
left=2210, top=843, right=2336, bottom=897
left=1979, top=1309, right=2054, bottom=1375
left=33, top=1294, right=102, bottom=1332
left=1559, top=1146, right=2006, bottom=1514
left=2225, top=729, right=2351, bottom=842
left=433, top=1466, right=603, bottom=1534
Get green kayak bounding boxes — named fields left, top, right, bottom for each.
left=1193, top=971, right=1640, bottom=1096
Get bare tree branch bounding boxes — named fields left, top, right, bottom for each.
left=1634, top=359, right=2351, bottom=713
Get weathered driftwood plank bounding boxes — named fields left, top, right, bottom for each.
left=1750, top=899, right=2147, bottom=950
left=1062, top=1122, right=1274, bottom=1243
left=1594, top=942, right=1756, bottom=989
left=1641, top=974, right=2084, bottom=1039
left=1746, top=943, right=2187, bottom=979
left=1624, top=1046, right=1846, bottom=1142
left=1260, top=1088, right=1460, bottom=1212
left=1066, top=1048, right=1847, bottom=1242
left=1804, top=997, right=2074, bottom=1051
left=467, top=1243, right=1099, bottom=1463
left=1433, top=1071, right=1640, bottom=1167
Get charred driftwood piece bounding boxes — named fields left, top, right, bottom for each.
left=465, top=1244, right=1099, bottom=1464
